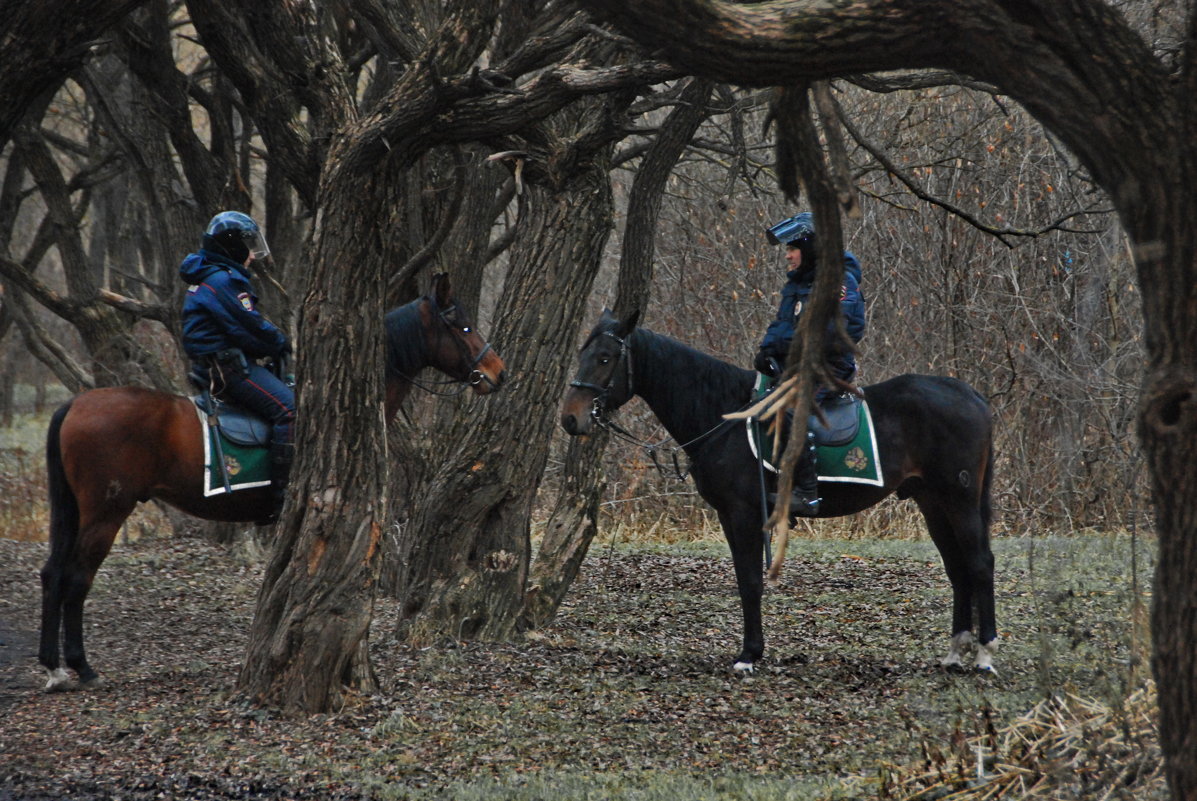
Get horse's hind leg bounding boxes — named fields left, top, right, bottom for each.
left=39, top=562, right=71, bottom=691
left=48, top=506, right=130, bottom=690
left=63, top=514, right=129, bottom=688
left=917, top=496, right=996, bottom=671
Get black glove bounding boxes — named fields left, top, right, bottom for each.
left=754, top=350, right=781, bottom=377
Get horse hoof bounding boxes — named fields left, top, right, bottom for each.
left=974, top=637, right=998, bottom=673
left=43, top=668, right=76, bottom=693
left=732, top=661, right=755, bottom=674
left=79, top=675, right=106, bottom=690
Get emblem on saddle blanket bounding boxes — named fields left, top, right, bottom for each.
left=193, top=405, right=272, bottom=496
left=747, top=395, right=884, bottom=487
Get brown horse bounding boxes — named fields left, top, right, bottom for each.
left=39, top=273, right=505, bottom=691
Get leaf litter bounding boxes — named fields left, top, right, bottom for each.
left=0, top=532, right=1162, bottom=800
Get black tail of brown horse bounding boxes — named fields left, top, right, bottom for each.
left=39, top=400, right=92, bottom=687
left=45, top=400, right=79, bottom=566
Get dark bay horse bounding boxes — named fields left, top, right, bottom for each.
left=560, top=309, right=996, bottom=674
left=39, top=273, right=505, bottom=691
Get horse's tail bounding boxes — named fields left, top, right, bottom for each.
left=979, top=405, right=996, bottom=535
left=45, top=400, right=79, bottom=563
left=40, top=400, right=78, bottom=676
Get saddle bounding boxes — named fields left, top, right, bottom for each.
left=806, top=392, right=861, bottom=446
left=752, top=376, right=862, bottom=446
left=188, top=369, right=271, bottom=447
left=747, top=382, right=884, bottom=486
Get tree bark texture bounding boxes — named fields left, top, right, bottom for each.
left=577, top=1, right=1197, bottom=795
left=0, top=0, right=149, bottom=150
left=528, top=77, right=715, bottom=630
left=236, top=152, right=400, bottom=710
left=522, top=432, right=608, bottom=630
left=229, top=0, right=503, bottom=713
left=395, top=160, right=615, bottom=644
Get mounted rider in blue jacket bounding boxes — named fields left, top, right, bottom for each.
left=180, top=211, right=294, bottom=521
left=753, top=212, right=867, bottom=517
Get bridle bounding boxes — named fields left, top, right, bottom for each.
left=394, top=296, right=499, bottom=397
left=437, top=301, right=499, bottom=391
left=569, top=330, right=633, bottom=422
left=568, top=329, right=689, bottom=477
left=569, top=326, right=749, bottom=480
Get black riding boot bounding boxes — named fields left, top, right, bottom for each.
left=790, top=431, right=821, bottom=517
left=260, top=441, right=294, bottom=525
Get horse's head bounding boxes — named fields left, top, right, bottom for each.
left=422, top=273, right=506, bottom=394
left=560, top=308, right=639, bottom=436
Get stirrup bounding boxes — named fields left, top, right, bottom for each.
left=766, top=490, right=821, bottom=518
left=788, top=488, right=820, bottom=518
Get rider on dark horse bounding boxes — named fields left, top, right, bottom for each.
left=754, top=212, right=866, bottom=517
left=180, top=211, right=295, bottom=521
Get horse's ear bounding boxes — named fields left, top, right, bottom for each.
left=616, top=309, right=640, bottom=337
left=432, top=272, right=451, bottom=306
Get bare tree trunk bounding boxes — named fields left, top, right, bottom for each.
left=395, top=158, right=615, bottom=643
left=522, top=433, right=608, bottom=629
left=527, top=77, right=715, bottom=629
left=237, top=157, right=396, bottom=709
left=0, top=353, right=14, bottom=427
left=1141, top=174, right=1197, bottom=801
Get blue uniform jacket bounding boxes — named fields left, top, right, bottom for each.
left=180, top=250, right=288, bottom=361
left=758, top=252, right=865, bottom=379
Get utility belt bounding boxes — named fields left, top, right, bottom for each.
left=200, top=347, right=290, bottom=390
left=195, top=348, right=249, bottom=394
left=213, top=347, right=250, bottom=377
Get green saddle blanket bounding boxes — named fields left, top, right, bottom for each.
left=747, top=392, right=884, bottom=487
left=196, top=407, right=272, bottom=496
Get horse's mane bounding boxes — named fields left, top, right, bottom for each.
left=384, top=299, right=426, bottom=377
left=633, top=327, right=756, bottom=422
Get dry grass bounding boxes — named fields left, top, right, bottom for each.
left=0, top=446, right=48, bottom=543
left=870, top=683, right=1162, bottom=801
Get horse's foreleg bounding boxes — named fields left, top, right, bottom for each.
left=719, top=505, right=766, bottom=673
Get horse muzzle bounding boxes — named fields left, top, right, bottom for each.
left=560, top=390, right=600, bottom=436
left=469, top=368, right=505, bottom=394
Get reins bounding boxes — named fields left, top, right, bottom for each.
left=389, top=297, right=497, bottom=397
left=574, top=329, right=750, bottom=481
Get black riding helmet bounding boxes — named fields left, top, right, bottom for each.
left=201, top=211, right=270, bottom=265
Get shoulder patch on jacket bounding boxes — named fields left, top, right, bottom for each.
left=237, top=292, right=254, bottom=311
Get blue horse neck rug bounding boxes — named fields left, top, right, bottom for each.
left=747, top=397, right=884, bottom=487
left=194, top=406, right=272, bottom=496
